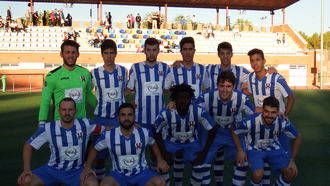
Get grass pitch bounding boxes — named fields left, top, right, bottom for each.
left=0, top=90, right=329, bottom=185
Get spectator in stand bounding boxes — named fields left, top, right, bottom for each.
left=147, top=16, right=152, bottom=29
left=106, top=12, right=112, bottom=28
left=192, top=14, right=196, bottom=30
left=60, top=9, right=65, bottom=26
left=130, top=14, right=135, bottom=29
left=32, top=11, right=39, bottom=26
left=136, top=13, right=141, bottom=29
left=42, top=10, right=47, bottom=26
left=0, top=16, right=4, bottom=28
left=66, top=13, right=72, bottom=26
left=126, top=14, right=131, bottom=29
left=7, top=7, right=12, bottom=21
left=152, top=13, right=158, bottom=29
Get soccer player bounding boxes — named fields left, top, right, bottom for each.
left=247, top=48, right=294, bottom=115
left=164, top=37, right=210, bottom=184
left=38, top=40, right=96, bottom=125
left=154, top=84, right=217, bottom=185
left=247, top=48, right=295, bottom=184
left=91, top=39, right=128, bottom=179
left=165, top=37, right=210, bottom=97
left=233, top=96, right=301, bottom=186
left=127, top=37, right=169, bottom=130
left=196, top=71, right=255, bottom=186
left=208, top=42, right=250, bottom=91
left=80, top=103, right=169, bottom=186
left=17, top=98, right=98, bottom=186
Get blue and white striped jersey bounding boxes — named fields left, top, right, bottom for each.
left=207, top=64, right=249, bottom=90
left=95, top=126, right=154, bottom=176
left=234, top=113, right=299, bottom=151
left=28, top=119, right=96, bottom=171
left=127, top=61, right=169, bottom=125
left=247, top=72, right=293, bottom=114
left=92, top=65, right=128, bottom=118
left=154, top=104, right=215, bottom=144
left=164, top=63, right=210, bottom=97
left=196, top=89, right=255, bottom=128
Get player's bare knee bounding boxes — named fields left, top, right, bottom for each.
left=82, top=176, right=99, bottom=186
left=252, top=170, right=264, bottom=183
left=146, top=176, right=165, bottom=186
left=100, top=176, right=119, bottom=186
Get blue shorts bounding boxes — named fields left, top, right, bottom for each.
left=164, top=140, right=202, bottom=162
left=32, top=165, right=82, bottom=186
left=205, top=128, right=247, bottom=163
left=279, top=133, right=292, bottom=156
left=109, top=168, right=159, bottom=186
left=94, top=116, right=119, bottom=127
left=247, top=149, right=290, bottom=171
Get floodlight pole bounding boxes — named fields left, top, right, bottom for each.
left=320, top=0, right=324, bottom=89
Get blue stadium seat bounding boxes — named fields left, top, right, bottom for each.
left=118, top=44, right=125, bottom=48
left=143, top=35, right=149, bottom=39
left=109, top=34, right=116, bottom=38
left=119, top=29, right=126, bottom=34
left=180, top=31, right=186, bottom=35
left=136, top=30, right=143, bottom=34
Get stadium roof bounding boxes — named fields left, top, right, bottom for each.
left=10, top=0, right=299, bottom=11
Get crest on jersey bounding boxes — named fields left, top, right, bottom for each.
left=158, top=71, right=164, bottom=76
left=196, top=74, right=201, bottom=79
left=231, top=108, right=237, bottom=113
left=80, top=76, right=86, bottom=82
left=135, top=142, right=142, bottom=149
left=274, top=130, right=280, bottom=136
left=188, top=121, right=195, bottom=127
left=77, top=132, right=83, bottom=140
left=118, top=75, right=123, bottom=81
left=265, top=83, right=271, bottom=88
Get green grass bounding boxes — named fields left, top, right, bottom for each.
left=0, top=90, right=330, bottom=185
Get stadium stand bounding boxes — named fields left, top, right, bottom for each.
left=0, top=26, right=303, bottom=55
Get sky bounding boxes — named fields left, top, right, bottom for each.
left=0, top=0, right=329, bottom=36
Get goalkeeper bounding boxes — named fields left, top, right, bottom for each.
left=38, top=40, right=96, bottom=124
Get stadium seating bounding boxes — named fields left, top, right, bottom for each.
left=0, top=26, right=303, bottom=55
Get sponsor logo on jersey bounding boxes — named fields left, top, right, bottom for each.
left=118, top=75, right=123, bottom=81
left=60, top=77, right=69, bottom=80
left=80, top=76, right=86, bottom=82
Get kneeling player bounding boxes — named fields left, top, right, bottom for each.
left=81, top=103, right=169, bottom=186
left=17, top=98, right=99, bottom=186
left=154, top=84, right=217, bottom=185
left=196, top=71, right=255, bottom=185
left=233, top=97, right=301, bottom=186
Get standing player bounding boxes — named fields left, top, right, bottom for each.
left=17, top=98, right=98, bottom=186
left=233, top=96, right=301, bottom=186
left=81, top=103, right=169, bottom=186
left=196, top=71, right=255, bottom=186
left=38, top=40, right=96, bottom=125
left=154, top=84, right=217, bottom=185
left=247, top=48, right=294, bottom=115
left=91, top=39, right=128, bottom=179
left=127, top=38, right=169, bottom=130
left=247, top=48, right=295, bottom=185
left=208, top=42, right=250, bottom=91
left=165, top=37, right=210, bottom=97
left=164, top=37, right=210, bottom=184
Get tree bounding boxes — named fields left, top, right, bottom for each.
left=299, top=31, right=330, bottom=50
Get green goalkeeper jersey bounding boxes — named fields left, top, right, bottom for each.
left=38, top=65, right=97, bottom=121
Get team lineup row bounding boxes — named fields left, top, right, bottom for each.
left=17, top=37, right=301, bottom=186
